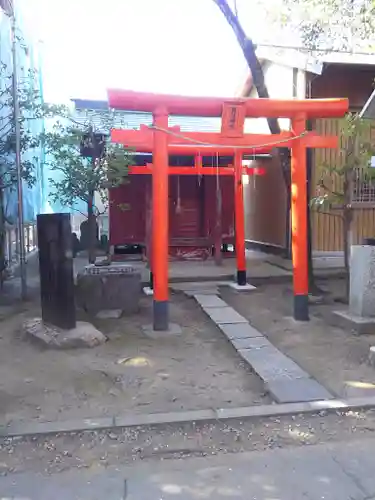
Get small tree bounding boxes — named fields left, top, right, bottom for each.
left=311, top=113, right=375, bottom=300
left=43, top=109, right=132, bottom=264
left=263, top=0, right=375, bottom=51
left=0, top=60, right=63, bottom=278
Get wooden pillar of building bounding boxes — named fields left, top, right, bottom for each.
left=145, top=180, right=153, bottom=290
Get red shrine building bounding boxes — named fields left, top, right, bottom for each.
left=72, top=98, right=264, bottom=261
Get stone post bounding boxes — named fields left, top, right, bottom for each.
left=37, top=213, right=76, bottom=330
left=349, top=245, right=375, bottom=318
left=333, top=245, right=375, bottom=334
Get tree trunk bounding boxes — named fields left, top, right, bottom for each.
left=342, top=208, right=351, bottom=303
left=0, top=188, right=6, bottom=287
left=213, top=0, right=317, bottom=288
left=342, top=137, right=355, bottom=303
left=87, top=192, right=96, bottom=265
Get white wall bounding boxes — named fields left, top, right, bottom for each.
left=244, top=62, right=295, bottom=135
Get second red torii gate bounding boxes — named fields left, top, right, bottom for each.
left=108, top=89, right=348, bottom=331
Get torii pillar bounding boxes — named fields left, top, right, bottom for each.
left=291, top=114, right=309, bottom=320
left=152, top=107, right=169, bottom=330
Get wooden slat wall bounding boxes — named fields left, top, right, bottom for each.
left=311, top=118, right=375, bottom=250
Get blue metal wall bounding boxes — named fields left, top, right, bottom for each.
left=0, top=1, right=45, bottom=224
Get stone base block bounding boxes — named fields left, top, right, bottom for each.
left=142, top=286, right=154, bottom=296
left=142, top=323, right=182, bottom=339
left=332, top=310, right=375, bottom=334
left=76, top=264, right=141, bottom=316
left=95, top=309, right=122, bottom=319
left=23, top=318, right=107, bottom=349
left=228, top=282, right=256, bottom=292
left=368, top=346, right=375, bottom=367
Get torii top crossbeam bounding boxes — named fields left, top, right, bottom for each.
left=108, top=89, right=347, bottom=118
left=108, top=90, right=348, bottom=158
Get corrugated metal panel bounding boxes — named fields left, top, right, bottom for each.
left=72, top=102, right=221, bottom=133
left=0, top=2, right=45, bottom=223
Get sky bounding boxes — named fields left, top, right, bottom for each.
left=22, top=0, right=281, bottom=103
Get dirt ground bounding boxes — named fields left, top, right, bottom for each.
left=0, top=292, right=268, bottom=426
left=221, top=278, right=375, bottom=399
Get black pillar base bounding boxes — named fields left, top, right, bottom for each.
left=237, top=270, right=247, bottom=286
left=149, top=271, right=154, bottom=290
left=293, top=294, right=309, bottom=321
left=153, top=300, right=168, bottom=331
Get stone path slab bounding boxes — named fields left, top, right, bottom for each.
left=185, top=289, right=218, bottom=296
left=239, top=347, right=311, bottom=382
left=231, top=336, right=272, bottom=350
left=193, top=294, right=227, bottom=308
left=219, top=323, right=263, bottom=339
left=266, top=377, right=334, bottom=403
left=192, top=293, right=334, bottom=404
left=171, top=281, right=231, bottom=297
left=203, top=306, right=248, bottom=324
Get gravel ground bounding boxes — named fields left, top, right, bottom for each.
left=221, top=279, right=375, bottom=399
left=1, top=408, right=375, bottom=476
left=0, top=292, right=268, bottom=426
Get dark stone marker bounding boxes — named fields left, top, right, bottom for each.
left=37, top=213, right=76, bottom=330
left=79, top=218, right=99, bottom=250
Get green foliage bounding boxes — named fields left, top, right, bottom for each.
left=43, top=109, right=133, bottom=215
left=311, top=113, right=375, bottom=212
left=264, top=0, right=375, bottom=51
left=0, top=62, right=62, bottom=193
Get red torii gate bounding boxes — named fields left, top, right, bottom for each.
left=108, top=89, right=348, bottom=331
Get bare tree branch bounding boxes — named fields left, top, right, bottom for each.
left=212, top=0, right=291, bottom=190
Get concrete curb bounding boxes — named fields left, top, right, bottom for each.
left=2, top=397, right=375, bottom=438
